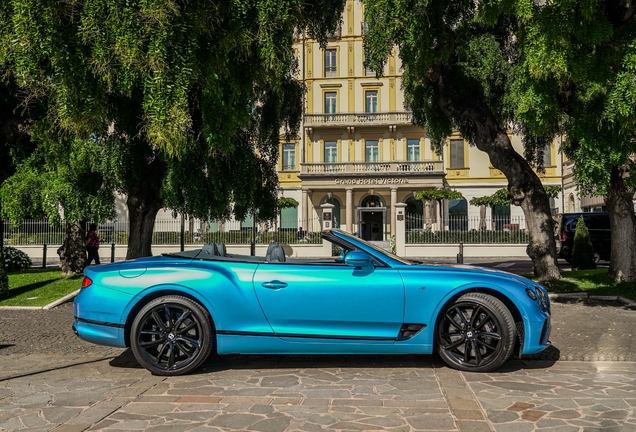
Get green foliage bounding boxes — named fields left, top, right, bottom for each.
left=2, top=246, right=33, bottom=271
left=415, top=189, right=463, bottom=202
left=1, top=0, right=346, bottom=257
left=571, top=216, right=596, bottom=270
left=469, top=186, right=561, bottom=208
left=0, top=125, right=116, bottom=227
left=0, top=266, right=7, bottom=300
left=277, top=197, right=299, bottom=210
left=470, top=188, right=512, bottom=207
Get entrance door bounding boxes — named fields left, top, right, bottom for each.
left=359, top=209, right=385, bottom=241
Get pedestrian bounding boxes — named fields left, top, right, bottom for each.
left=86, top=223, right=101, bottom=265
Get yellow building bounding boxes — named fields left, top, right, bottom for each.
left=279, top=0, right=564, bottom=242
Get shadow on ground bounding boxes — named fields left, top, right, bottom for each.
left=109, top=348, right=557, bottom=375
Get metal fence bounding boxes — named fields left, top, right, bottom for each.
left=405, top=214, right=529, bottom=244
left=2, top=217, right=324, bottom=246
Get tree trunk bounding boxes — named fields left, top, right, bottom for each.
left=125, top=179, right=164, bottom=260
left=430, top=67, right=561, bottom=283
left=57, top=221, right=87, bottom=275
left=605, top=163, right=636, bottom=281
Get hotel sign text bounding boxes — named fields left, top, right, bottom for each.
left=334, top=178, right=409, bottom=185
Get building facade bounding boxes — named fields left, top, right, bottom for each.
left=278, top=0, right=564, bottom=242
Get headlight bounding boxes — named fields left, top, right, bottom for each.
left=535, top=286, right=550, bottom=312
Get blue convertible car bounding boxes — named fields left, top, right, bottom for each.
left=74, top=229, right=551, bottom=375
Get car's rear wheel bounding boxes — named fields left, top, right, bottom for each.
left=131, top=296, right=214, bottom=376
left=436, top=293, right=515, bottom=372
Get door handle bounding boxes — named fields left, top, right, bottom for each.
left=261, top=280, right=288, bottom=289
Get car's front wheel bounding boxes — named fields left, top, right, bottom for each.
left=436, top=293, right=516, bottom=372
left=130, top=295, right=214, bottom=376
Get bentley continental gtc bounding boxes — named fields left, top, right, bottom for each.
left=74, top=229, right=551, bottom=375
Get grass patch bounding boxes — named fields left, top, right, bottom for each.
left=528, top=269, right=636, bottom=301
left=1, top=269, right=83, bottom=307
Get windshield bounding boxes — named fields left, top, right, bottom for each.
left=329, top=230, right=413, bottom=265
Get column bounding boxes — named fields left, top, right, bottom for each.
left=390, top=188, right=398, bottom=236
left=394, top=203, right=407, bottom=257
left=302, top=189, right=308, bottom=231
left=321, top=203, right=335, bottom=256
left=346, top=188, right=353, bottom=233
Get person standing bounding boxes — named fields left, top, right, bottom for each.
left=86, top=223, right=101, bottom=265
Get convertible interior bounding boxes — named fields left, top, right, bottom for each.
left=170, top=241, right=351, bottom=265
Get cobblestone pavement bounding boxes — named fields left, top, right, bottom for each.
left=1, top=298, right=636, bottom=431
left=1, top=353, right=635, bottom=431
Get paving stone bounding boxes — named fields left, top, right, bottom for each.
left=247, top=416, right=293, bottom=431
left=485, top=409, right=519, bottom=423
left=207, top=413, right=262, bottom=429
left=405, top=414, right=457, bottom=430
left=455, top=420, right=492, bottom=432
left=40, top=406, right=84, bottom=423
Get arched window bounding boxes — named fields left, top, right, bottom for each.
left=405, top=197, right=423, bottom=230
left=322, top=196, right=341, bottom=228
left=448, top=198, right=468, bottom=231
left=361, top=195, right=384, bottom=207
left=568, top=194, right=576, bottom=213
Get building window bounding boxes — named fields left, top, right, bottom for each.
left=407, top=139, right=420, bottom=161
left=324, top=92, right=337, bottom=121
left=365, top=90, right=378, bottom=113
left=365, top=140, right=379, bottom=162
left=450, top=139, right=465, bottom=168
left=324, top=49, right=337, bottom=77
left=324, top=141, right=337, bottom=164
left=543, top=146, right=552, bottom=167
left=282, top=144, right=296, bottom=171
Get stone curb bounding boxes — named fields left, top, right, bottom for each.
left=549, top=292, right=636, bottom=306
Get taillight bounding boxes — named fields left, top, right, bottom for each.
left=560, top=230, right=566, bottom=242
left=81, top=276, right=92, bottom=289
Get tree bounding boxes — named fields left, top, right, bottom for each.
left=0, top=78, right=40, bottom=297
left=415, top=189, right=463, bottom=229
left=1, top=0, right=346, bottom=259
left=572, top=216, right=596, bottom=270
left=0, top=125, right=116, bottom=275
left=363, top=0, right=561, bottom=283
left=480, top=0, right=636, bottom=281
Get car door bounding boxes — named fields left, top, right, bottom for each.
left=253, top=262, right=405, bottom=341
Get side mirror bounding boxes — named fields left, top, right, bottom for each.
left=344, top=250, right=374, bottom=270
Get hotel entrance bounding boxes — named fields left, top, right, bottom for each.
left=357, top=194, right=386, bottom=241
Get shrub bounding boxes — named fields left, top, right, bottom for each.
left=572, top=216, right=596, bottom=270
left=0, top=266, right=7, bottom=299
left=2, top=246, right=33, bottom=272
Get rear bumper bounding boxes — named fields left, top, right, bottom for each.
left=73, top=319, right=127, bottom=348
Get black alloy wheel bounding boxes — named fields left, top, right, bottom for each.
left=436, top=293, right=515, bottom=372
left=131, top=296, right=214, bottom=376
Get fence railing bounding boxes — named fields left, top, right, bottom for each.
left=3, top=215, right=531, bottom=246
left=3, top=217, right=323, bottom=246
left=406, top=215, right=529, bottom=244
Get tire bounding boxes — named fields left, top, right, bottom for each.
left=130, top=295, right=214, bottom=376
left=436, top=293, right=516, bottom=372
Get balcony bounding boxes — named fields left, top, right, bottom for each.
left=304, top=112, right=413, bottom=128
left=300, top=161, right=444, bottom=175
